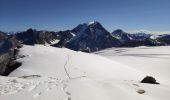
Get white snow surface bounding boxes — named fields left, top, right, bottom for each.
left=0, top=45, right=170, bottom=100
left=87, top=21, right=97, bottom=25
left=95, top=46, right=170, bottom=84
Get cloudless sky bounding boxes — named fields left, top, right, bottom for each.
left=0, top=0, right=170, bottom=33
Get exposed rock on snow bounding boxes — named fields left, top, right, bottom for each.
left=141, top=76, right=160, bottom=84
left=137, top=89, right=145, bottom=94
left=0, top=33, right=22, bottom=75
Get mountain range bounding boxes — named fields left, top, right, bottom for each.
left=0, top=21, right=170, bottom=75
left=1, top=21, right=170, bottom=53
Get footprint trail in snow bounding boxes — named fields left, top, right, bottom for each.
left=0, top=75, right=71, bottom=99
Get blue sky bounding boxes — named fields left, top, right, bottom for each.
left=0, top=0, right=170, bottom=33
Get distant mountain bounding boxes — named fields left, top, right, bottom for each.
left=64, top=21, right=120, bottom=52
left=52, top=22, right=170, bottom=51
left=131, top=33, right=151, bottom=41
left=153, top=34, right=170, bottom=45
left=112, top=29, right=132, bottom=42
left=111, top=30, right=165, bottom=47
left=1, top=21, right=170, bottom=53
left=15, top=28, right=57, bottom=45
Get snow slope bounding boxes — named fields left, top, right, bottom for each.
left=0, top=45, right=170, bottom=100
left=95, top=46, right=170, bottom=84
left=10, top=45, right=146, bottom=80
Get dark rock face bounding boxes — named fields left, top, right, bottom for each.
left=15, top=28, right=57, bottom=45
left=52, top=30, right=74, bottom=47
left=2, top=61, right=22, bottom=76
left=0, top=53, right=11, bottom=74
left=156, top=34, right=170, bottom=45
left=71, top=23, right=88, bottom=35
left=0, top=32, right=22, bottom=75
left=15, top=28, right=37, bottom=45
left=65, top=21, right=121, bottom=52
left=0, top=31, right=7, bottom=40
left=112, top=29, right=132, bottom=42
left=141, top=76, right=160, bottom=84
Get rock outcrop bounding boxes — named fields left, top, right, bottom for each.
left=0, top=32, right=22, bottom=75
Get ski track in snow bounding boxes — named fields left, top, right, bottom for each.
left=63, top=51, right=87, bottom=80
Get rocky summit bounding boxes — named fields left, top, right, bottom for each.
left=65, top=21, right=120, bottom=52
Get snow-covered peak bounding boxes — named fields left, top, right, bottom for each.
left=72, top=21, right=103, bottom=34
left=87, top=21, right=101, bottom=26
left=150, top=34, right=160, bottom=39
left=87, top=21, right=98, bottom=25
